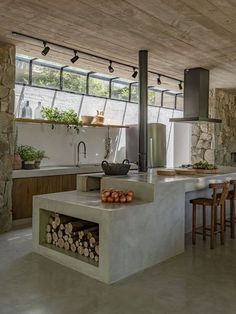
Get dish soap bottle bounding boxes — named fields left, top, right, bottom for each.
left=21, top=101, right=32, bottom=118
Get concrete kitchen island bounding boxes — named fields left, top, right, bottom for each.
left=33, top=168, right=236, bottom=283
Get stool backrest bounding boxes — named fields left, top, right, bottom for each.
left=230, top=180, right=236, bottom=199
left=209, top=182, right=229, bottom=205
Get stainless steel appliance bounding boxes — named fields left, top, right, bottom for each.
left=170, top=67, right=221, bottom=123
left=126, top=123, right=166, bottom=168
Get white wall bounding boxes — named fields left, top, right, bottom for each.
left=17, top=122, right=125, bottom=166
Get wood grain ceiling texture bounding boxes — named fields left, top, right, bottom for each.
left=1, top=0, right=236, bottom=89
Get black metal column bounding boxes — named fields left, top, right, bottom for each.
left=138, top=50, right=148, bottom=172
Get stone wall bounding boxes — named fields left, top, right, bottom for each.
left=0, top=43, right=15, bottom=233
left=191, top=89, right=236, bottom=166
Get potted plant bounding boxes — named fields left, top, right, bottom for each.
left=35, top=150, right=47, bottom=169
left=18, top=145, right=37, bottom=170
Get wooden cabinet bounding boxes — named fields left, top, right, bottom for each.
left=12, top=174, right=77, bottom=220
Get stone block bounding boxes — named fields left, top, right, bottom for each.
left=0, top=112, right=13, bottom=134
left=0, top=85, right=9, bottom=101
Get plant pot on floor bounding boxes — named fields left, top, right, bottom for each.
left=23, top=160, right=35, bottom=170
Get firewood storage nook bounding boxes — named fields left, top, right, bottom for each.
left=42, top=211, right=99, bottom=265
left=33, top=172, right=186, bottom=284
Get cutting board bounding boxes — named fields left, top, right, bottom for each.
left=194, top=168, right=220, bottom=174
left=157, top=168, right=176, bottom=176
left=175, top=168, right=197, bottom=175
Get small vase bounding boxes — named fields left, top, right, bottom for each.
left=13, top=154, right=22, bottom=170
left=35, top=160, right=41, bottom=169
left=23, top=161, right=35, bottom=170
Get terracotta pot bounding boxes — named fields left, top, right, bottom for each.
left=13, top=154, right=22, bottom=170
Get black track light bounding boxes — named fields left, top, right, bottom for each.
left=157, top=74, right=161, bottom=85
left=132, top=67, right=138, bottom=79
left=70, top=50, right=79, bottom=63
left=108, top=61, right=114, bottom=73
left=178, top=81, right=183, bottom=90
left=41, top=41, right=50, bottom=56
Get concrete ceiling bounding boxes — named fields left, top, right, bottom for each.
left=1, top=0, right=236, bottom=90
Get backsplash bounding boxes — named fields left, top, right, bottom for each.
left=16, top=122, right=125, bottom=166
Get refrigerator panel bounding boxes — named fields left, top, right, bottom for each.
left=148, top=123, right=166, bottom=168
left=126, top=123, right=166, bottom=167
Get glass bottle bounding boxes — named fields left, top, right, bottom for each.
left=21, top=101, right=32, bottom=118
left=34, top=101, right=43, bottom=119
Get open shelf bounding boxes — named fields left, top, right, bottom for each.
left=15, top=118, right=129, bottom=129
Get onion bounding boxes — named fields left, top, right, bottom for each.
left=104, top=191, right=111, bottom=197
left=107, top=196, right=114, bottom=203
left=120, top=196, right=126, bottom=203
left=101, top=196, right=107, bottom=202
left=126, top=195, right=133, bottom=203
left=114, top=197, right=120, bottom=203
left=111, top=192, right=118, bottom=198
left=127, top=191, right=134, bottom=197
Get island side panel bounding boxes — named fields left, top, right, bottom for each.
left=108, top=181, right=186, bottom=283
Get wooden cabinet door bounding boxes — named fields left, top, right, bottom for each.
left=12, top=178, right=37, bottom=220
left=36, top=175, right=63, bottom=195
left=61, top=175, right=76, bottom=191
left=12, top=174, right=77, bottom=220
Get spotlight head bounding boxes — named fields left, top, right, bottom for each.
left=132, top=67, right=138, bottom=79
left=178, top=81, right=183, bottom=90
left=41, top=41, right=50, bottom=56
left=157, top=74, right=161, bottom=85
left=108, top=61, right=114, bottom=73
left=70, top=50, right=79, bottom=63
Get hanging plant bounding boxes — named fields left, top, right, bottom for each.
left=41, top=107, right=83, bottom=134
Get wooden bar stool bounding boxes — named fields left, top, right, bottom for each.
left=224, top=180, right=236, bottom=238
left=190, top=182, right=229, bottom=249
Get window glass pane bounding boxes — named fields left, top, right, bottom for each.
left=63, top=71, right=86, bottom=93
left=80, top=96, right=106, bottom=116
left=131, top=84, right=138, bottom=103
left=16, top=60, right=29, bottom=84
left=89, top=77, right=109, bottom=97
left=148, top=90, right=157, bottom=106
left=176, top=95, right=184, bottom=110
left=32, top=64, right=60, bottom=89
left=54, top=91, right=82, bottom=113
left=123, top=102, right=138, bottom=125
left=104, top=100, right=126, bottom=125
left=163, top=93, right=175, bottom=109
left=111, top=81, right=129, bottom=101
left=148, top=106, right=159, bottom=123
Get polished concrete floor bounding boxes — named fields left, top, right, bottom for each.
left=1, top=226, right=236, bottom=314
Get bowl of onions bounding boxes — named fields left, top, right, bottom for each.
left=101, top=189, right=134, bottom=203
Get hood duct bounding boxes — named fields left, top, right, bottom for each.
left=170, top=67, right=221, bottom=123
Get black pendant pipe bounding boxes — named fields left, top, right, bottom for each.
left=138, top=50, right=148, bottom=172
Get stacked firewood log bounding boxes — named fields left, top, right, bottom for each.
left=45, top=213, right=99, bottom=263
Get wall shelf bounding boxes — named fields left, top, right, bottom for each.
left=15, top=118, right=129, bottom=129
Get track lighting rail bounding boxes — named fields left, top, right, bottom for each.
left=12, top=31, right=183, bottom=87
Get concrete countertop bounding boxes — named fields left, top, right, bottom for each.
left=12, top=163, right=138, bottom=179
left=34, top=190, right=146, bottom=212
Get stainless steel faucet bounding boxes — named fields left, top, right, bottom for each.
left=77, top=141, right=86, bottom=166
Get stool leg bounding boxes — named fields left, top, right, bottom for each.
left=230, top=199, right=235, bottom=239
left=192, top=204, right=196, bottom=245
left=203, top=205, right=206, bottom=240
left=210, top=205, right=216, bottom=249
left=220, top=203, right=225, bottom=245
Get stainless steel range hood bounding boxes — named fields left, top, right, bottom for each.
left=170, top=67, right=221, bottom=123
